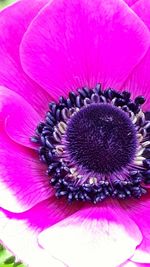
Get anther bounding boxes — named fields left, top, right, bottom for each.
left=135, top=96, right=145, bottom=105
left=58, top=121, right=67, bottom=134
left=91, top=93, right=100, bottom=103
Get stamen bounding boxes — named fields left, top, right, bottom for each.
left=31, top=84, right=150, bottom=203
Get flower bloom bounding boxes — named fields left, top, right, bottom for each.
left=1, top=0, right=150, bottom=266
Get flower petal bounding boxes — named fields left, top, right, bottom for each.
left=123, top=0, right=150, bottom=109
left=132, top=238, right=150, bottom=264
left=132, top=0, right=150, bottom=28
left=0, top=86, right=41, bottom=149
left=0, top=0, right=51, bottom=116
left=1, top=196, right=81, bottom=232
left=0, top=210, right=66, bottom=267
left=123, top=0, right=139, bottom=6
left=0, top=197, right=81, bottom=266
left=118, top=261, right=139, bottom=267
left=39, top=203, right=142, bottom=267
left=0, top=129, right=53, bottom=212
left=120, top=194, right=150, bottom=264
left=20, top=0, right=150, bottom=99
left=118, top=260, right=150, bottom=267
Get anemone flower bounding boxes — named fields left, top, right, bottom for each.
left=1, top=0, right=150, bottom=267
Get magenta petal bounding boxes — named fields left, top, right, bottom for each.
left=123, top=0, right=139, bottom=6
left=123, top=0, right=150, bottom=109
left=39, top=203, right=142, bottom=267
left=18, top=197, right=82, bottom=231
left=0, top=130, right=53, bottom=212
left=132, top=0, right=150, bottom=29
left=1, top=196, right=81, bottom=233
left=118, top=261, right=138, bottom=267
left=118, top=260, right=150, bottom=267
left=120, top=194, right=150, bottom=264
left=0, top=86, right=41, bottom=149
left=0, top=198, right=81, bottom=266
left=133, top=264, right=150, bottom=267
left=0, top=210, right=65, bottom=267
left=0, top=0, right=51, bottom=116
left=20, top=0, right=150, bottom=99
left=129, top=197, right=150, bottom=264
left=132, top=238, right=150, bottom=264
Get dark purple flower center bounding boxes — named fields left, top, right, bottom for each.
left=31, top=84, right=150, bottom=204
left=66, top=103, right=137, bottom=174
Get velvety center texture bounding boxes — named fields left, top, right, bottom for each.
left=66, top=103, right=137, bottom=174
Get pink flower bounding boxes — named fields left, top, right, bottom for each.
left=1, top=0, right=150, bottom=266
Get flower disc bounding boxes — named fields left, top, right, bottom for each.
left=66, top=103, right=137, bottom=174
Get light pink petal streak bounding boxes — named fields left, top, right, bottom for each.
left=0, top=129, right=53, bottom=212
left=132, top=0, right=150, bottom=28
left=39, top=203, right=142, bottom=267
left=123, top=0, right=139, bottom=6
left=0, top=86, right=42, bottom=149
left=0, top=0, right=51, bottom=116
left=0, top=210, right=65, bottom=267
left=20, top=0, right=150, bottom=100
left=123, top=0, right=150, bottom=109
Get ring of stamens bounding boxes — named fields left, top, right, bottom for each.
left=31, top=84, right=150, bottom=203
